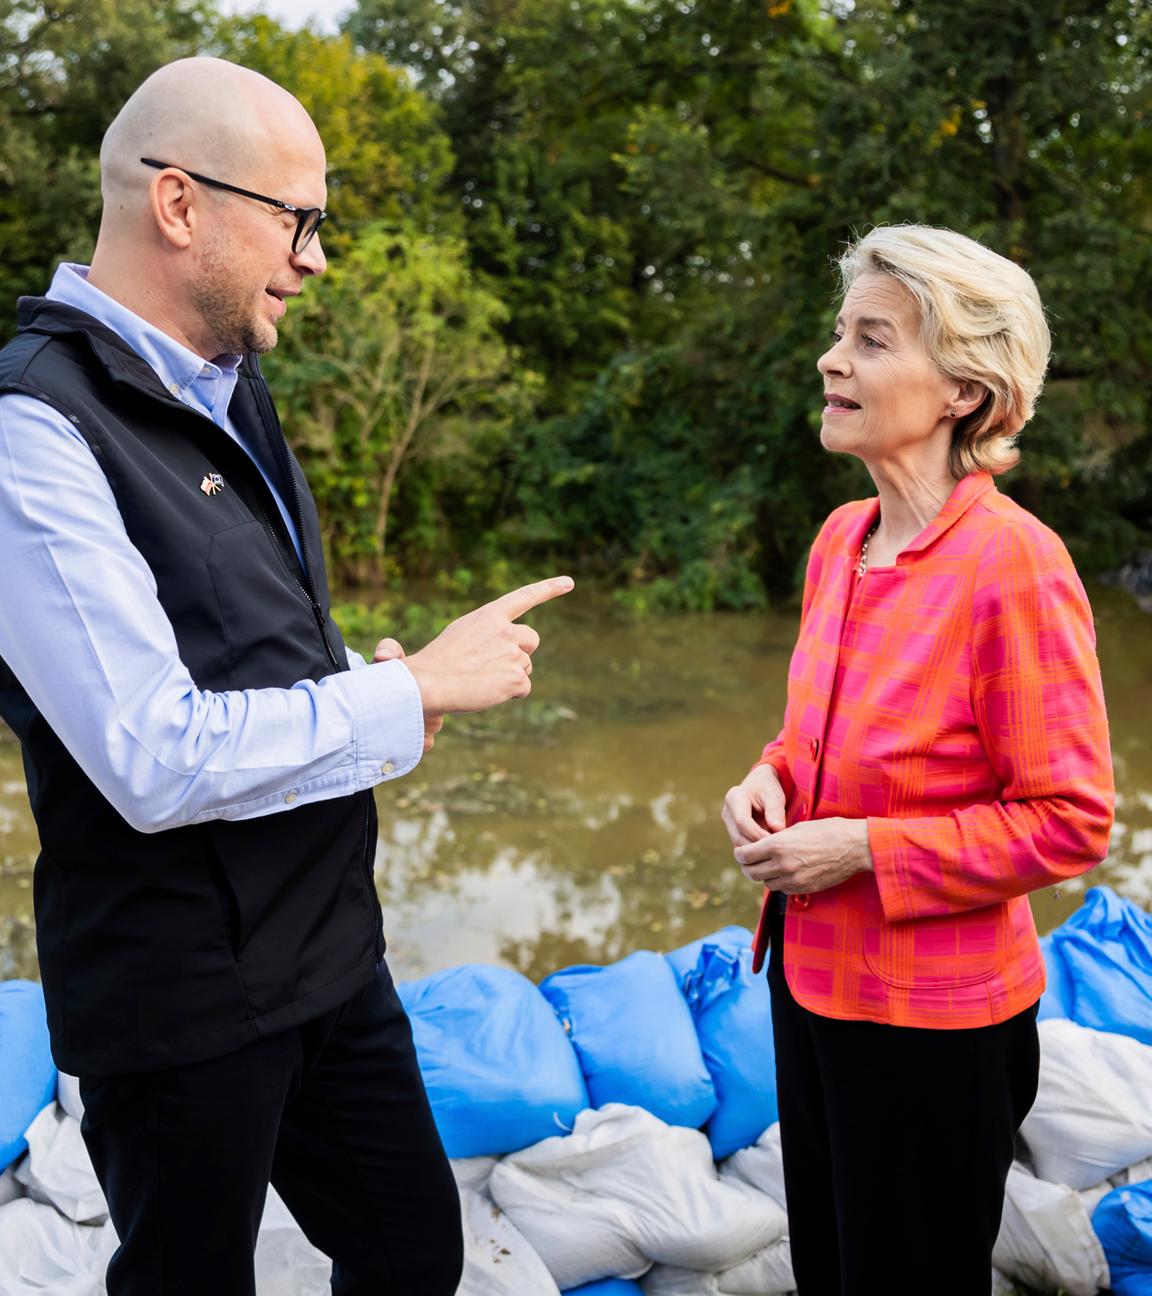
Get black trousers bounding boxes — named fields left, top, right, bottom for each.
left=79, top=960, right=463, bottom=1296
left=767, top=904, right=1039, bottom=1296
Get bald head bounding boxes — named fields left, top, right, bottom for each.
left=89, top=57, right=328, bottom=360
left=100, top=57, right=323, bottom=209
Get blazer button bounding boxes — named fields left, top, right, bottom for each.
left=792, top=894, right=812, bottom=911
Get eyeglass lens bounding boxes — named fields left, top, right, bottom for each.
left=294, top=209, right=324, bottom=253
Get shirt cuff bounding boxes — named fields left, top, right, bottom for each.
left=331, top=658, right=424, bottom=785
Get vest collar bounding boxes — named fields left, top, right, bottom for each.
left=16, top=296, right=256, bottom=408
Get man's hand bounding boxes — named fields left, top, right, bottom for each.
left=402, top=576, right=574, bottom=717
left=733, top=817, right=873, bottom=894
left=721, top=764, right=787, bottom=848
left=371, top=637, right=444, bottom=753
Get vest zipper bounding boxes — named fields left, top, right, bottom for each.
left=247, top=367, right=342, bottom=675
left=250, top=496, right=341, bottom=673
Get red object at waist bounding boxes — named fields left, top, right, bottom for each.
left=751, top=889, right=772, bottom=974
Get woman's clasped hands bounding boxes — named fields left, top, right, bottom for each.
left=721, top=765, right=873, bottom=895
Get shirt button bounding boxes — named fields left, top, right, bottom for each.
left=168, top=382, right=180, bottom=396
left=792, top=894, right=812, bottom=911
left=798, top=799, right=808, bottom=818
left=380, top=761, right=394, bottom=776
left=284, top=790, right=298, bottom=804
left=809, top=737, right=819, bottom=759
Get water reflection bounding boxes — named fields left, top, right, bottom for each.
left=2, top=588, right=1150, bottom=984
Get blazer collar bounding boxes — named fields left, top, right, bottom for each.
left=844, top=470, right=996, bottom=564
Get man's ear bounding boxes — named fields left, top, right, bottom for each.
left=148, top=171, right=196, bottom=250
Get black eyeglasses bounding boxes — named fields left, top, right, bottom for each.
left=140, top=158, right=327, bottom=254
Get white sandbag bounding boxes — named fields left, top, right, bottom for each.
left=90, top=1190, right=333, bottom=1296
left=1114, top=1154, right=1152, bottom=1186
left=0, top=1198, right=108, bottom=1295
left=57, top=1073, right=84, bottom=1123
left=458, top=1185, right=561, bottom=1296
left=452, top=1156, right=500, bottom=1195
left=641, top=1238, right=794, bottom=1296
left=488, top=1104, right=780, bottom=1290
left=14, top=1105, right=107, bottom=1224
left=0, top=1163, right=24, bottom=1206
left=1020, top=1019, right=1152, bottom=1189
left=641, top=1269, right=718, bottom=1296
left=1078, top=1155, right=1152, bottom=1220
left=1078, top=1181, right=1113, bottom=1217
left=992, top=1162, right=1109, bottom=1296
left=716, top=1238, right=795, bottom=1295
left=720, top=1123, right=788, bottom=1210
left=452, top=1156, right=560, bottom=1295
left=254, top=1185, right=332, bottom=1296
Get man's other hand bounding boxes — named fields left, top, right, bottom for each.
left=372, top=637, right=444, bottom=752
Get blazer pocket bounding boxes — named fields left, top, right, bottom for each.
left=863, top=905, right=1007, bottom=989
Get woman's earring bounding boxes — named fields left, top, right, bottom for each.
left=949, top=409, right=957, bottom=417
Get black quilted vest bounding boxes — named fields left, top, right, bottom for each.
left=0, top=298, right=383, bottom=1075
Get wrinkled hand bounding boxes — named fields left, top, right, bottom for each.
left=733, top=817, right=873, bottom=894
left=372, top=637, right=444, bottom=753
left=721, top=764, right=787, bottom=849
left=403, top=576, right=574, bottom=716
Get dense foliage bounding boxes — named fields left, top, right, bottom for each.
left=1, top=0, right=1149, bottom=607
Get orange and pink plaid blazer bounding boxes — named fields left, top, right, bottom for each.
left=756, top=471, right=1114, bottom=1028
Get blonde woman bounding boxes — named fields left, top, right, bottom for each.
left=721, top=225, right=1114, bottom=1294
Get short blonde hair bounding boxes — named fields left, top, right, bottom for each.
left=836, top=225, right=1050, bottom=477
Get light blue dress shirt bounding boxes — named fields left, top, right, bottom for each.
left=0, top=263, right=423, bottom=834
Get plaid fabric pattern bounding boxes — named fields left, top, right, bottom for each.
left=756, top=471, right=1114, bottom=1027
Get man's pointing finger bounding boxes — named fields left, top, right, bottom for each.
left=486, top=575, right=574, bottom=622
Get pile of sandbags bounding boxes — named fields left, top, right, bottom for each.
left=3, top=886, right=1152, bottom=1295
left=1000, top=887, right=1152, bottom=1296
left=385, top=889, right=1152, bottom=1296
left=0, top=1088, right=331, bottom=1296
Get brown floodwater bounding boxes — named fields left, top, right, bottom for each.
left=1, top=586, right=1149, bottom=985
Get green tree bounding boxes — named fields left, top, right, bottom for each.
left=266, top=222, right=531, bottom=585
left=0, top=0, right=212, bottom=321
left=213, top=15, right=457, bottom=243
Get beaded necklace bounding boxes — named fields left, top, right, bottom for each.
left=856, top=521, right=880, bottom=578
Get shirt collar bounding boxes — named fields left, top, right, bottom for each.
left=844, top=471, right=996, bottom=562
left=47, top=263, right=243, bottom=405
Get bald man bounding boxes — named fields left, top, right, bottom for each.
left=0, top=58, right=571, bottom=1295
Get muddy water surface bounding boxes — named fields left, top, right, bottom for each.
left=1, top=587, right=1149, bottom=984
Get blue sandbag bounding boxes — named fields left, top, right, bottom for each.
left=563, top=1282, right=644, bottom=1295
left=1046, top=887, right=1152, bottom=1044
left=397, top=964, right=588, bottom=1158
left=1092, top=1180, right=1152, bottom=1295
left=539, top=951, right=716, bottom=1130
left=0, top=980, right=57, bottom=1173
left=1036, top=932, right=1073, bottom=1021
left=666, top=925, right=753, bottom=983
left=668, top=927, right=777, bottom=1159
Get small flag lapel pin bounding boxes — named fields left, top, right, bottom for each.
left=200, top=473, right=224, bottom=496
